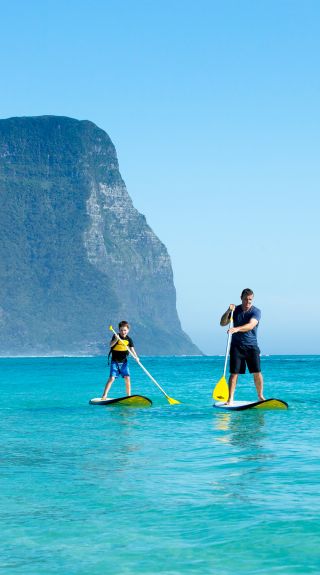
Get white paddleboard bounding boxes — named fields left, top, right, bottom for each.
left=214, top=398, right=288, bottom=411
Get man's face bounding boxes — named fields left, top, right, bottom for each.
left=241, top=294, right=253, bottom=311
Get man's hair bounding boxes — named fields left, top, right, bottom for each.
left=118, top=320, right=130, bottom=329
left=241, top=288, right=254, bottom=299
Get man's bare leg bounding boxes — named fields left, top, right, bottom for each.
left=124, top=376, right=131, bottom=396
left=101, top=376, right=115, bottom=399
left=253, top=372, right=265, bottom=401
left=226, top=374, right=238, bottom=404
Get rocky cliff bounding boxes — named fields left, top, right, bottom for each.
left=0, top=115, right=201, bottom=355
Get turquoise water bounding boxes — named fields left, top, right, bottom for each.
left=1, top=355, right=320, bottom=574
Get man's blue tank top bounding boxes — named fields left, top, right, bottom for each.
left=231, top=304, right=261, bottom=347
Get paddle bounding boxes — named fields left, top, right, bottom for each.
left=109, top=326, right=181, bottom=405
left=212, top=309, right=234, bottom=401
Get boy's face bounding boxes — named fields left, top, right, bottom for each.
left=119, top=326, right=129, bottom=337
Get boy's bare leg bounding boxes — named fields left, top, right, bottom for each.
left=253, top=372, right=265, bottom=401
left=226, top=374, right=238, bottom=404
left=101, top=376, right=115, bottom=399
left=124, top=376, right=131, bottom=396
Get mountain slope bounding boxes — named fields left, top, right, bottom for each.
left=0, top=115, right=201, bottom=355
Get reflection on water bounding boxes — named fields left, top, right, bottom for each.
left=211, top=411, right=275, bottom=504
left=82, top=409, right=149, bottom=484
left=214, top=411, right=266, bottom=448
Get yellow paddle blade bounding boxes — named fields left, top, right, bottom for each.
left=167, top=396, right=181, bottom=405
left=213, top=376, right=229, bottom=401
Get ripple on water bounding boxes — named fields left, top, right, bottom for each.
left=1, top=356, right=320, bottom=574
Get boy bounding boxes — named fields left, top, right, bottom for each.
left=101, top=321, right=139, bottom=399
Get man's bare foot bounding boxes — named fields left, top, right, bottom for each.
left=259, top=396, right=266, bottom=401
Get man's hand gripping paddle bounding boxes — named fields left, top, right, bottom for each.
left=212, top=310, right=234, bottom=401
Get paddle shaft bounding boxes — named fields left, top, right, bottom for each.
left=109, top=327, right=171, bottom=399
left=222, top=310, right=234, bottom=377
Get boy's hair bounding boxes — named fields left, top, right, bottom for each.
left=241, top=288, right=254, bottom=299
left=118, top=320, right=130, bottom=329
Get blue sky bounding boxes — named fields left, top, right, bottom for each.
left=1, top=0, right=319, bottom=354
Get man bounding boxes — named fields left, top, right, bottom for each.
left=220, top=288, right=265, bottom=404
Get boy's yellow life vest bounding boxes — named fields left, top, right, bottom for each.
left=112, top=338, right=129, bottom=352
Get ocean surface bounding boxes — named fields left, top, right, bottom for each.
left=1, top=355, right=319, bottom=574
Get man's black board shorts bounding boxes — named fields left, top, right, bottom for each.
left=230, top=345, right=261, bottom=374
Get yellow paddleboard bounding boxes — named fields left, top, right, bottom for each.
left=89, top=395, right=152, bottom=407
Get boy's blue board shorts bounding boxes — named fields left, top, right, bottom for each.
left=110, top=360, right=130, bottom=378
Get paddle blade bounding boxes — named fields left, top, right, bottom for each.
left=213, top=376, right=229, bottom=401
left=167, top=396, right=181, bottom=405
